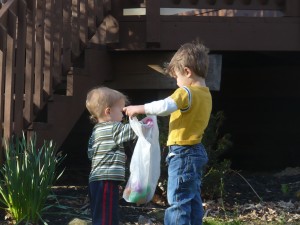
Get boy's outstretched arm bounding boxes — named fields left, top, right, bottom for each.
left=124, top=98, right=178, bottom=118
left=123, top=105, right=145, bottom=118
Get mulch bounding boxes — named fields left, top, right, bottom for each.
left=0, top=168, right=299, bottom=224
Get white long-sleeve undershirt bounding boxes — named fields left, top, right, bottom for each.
left=144, top=97, right=178, bottom=116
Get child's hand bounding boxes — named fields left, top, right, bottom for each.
left=123, top=105, right=145, bottom=118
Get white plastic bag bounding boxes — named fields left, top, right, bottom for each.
left=123, top=116, right=161, bottom=205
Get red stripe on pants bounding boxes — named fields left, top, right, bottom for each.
left=102, top=181, right=108, bottom=225
left=109, top=182, right=113, bottom=224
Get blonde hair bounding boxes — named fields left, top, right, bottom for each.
left=165, top=40, right=209, bottom=78
left=86, top=86, right=128, bottom=123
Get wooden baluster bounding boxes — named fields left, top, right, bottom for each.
left=14, top=0, right=27, bottom=136
left=79, top=0, right=88, bottom=46
left=111, top=0, right=122, bottom=19
left=63, top=0, right=72, bottom=74
left=24, top=0, right=36, bottom=126
left=95, top=0, right=104, bottom=26
left=34, top=0, right=45, bottom=111
left=44, top=0, right=54, bottom=98
left=87, top=0, right=96, bottom=36
left=0, top=25, right=7, bottom=153
left=72, top=0, right=80, bottom=57
left=53, top=0, right=62, bottom=86
left=4, top=10, right=16, bottom=140
left=146, top=0, right=160, bottom=47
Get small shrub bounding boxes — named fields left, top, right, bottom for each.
left=0, top=133, right=65, bottom=224
left=202, top=111, right=232, bottom=199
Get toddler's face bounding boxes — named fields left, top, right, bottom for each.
left=110, top=99, right=126, bottom=122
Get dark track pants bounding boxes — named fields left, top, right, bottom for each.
left=89, top=180, right=119, bottom=225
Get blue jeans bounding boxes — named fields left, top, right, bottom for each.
left=164, top=144, right=208, bottom=225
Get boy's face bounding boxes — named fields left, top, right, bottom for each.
left=109, top=99, right=126, bottom=122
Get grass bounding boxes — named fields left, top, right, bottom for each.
left=204, top=218, right=242, bottom=225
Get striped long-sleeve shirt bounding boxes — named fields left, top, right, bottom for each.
left=88, top=121, right=137, bottom=183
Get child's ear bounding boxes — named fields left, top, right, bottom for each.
left=184, top=67, right=192, bottom=77
left=104, top=107, right=110, bottom=115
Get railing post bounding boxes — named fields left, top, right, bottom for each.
left=146, top=0, right=160, bottom=47
left=94, top=0, right=104, bottom=26
left=24, top=0, right=36, bottom=126
left=63, top=0, right=72, bottom=74
left=53, top=0, right=63, bottom=86
left=111, top=0, right=122, bottom=19
left=72, top=0, right=80, bottom=57
left=79, top=0, right=88, bottom=46
left=0, top=25, right=6, bottom=145
left=34, top=0, right=45, bottom=110
left=14, top=0, right=27, bottom=136
left=44, top=0, right=54, bottom=97
left=3, top=10, right=16, bottom=140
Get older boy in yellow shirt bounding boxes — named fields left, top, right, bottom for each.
left=123, top=40, right=212, bottom=225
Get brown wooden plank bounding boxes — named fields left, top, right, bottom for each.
left=0, top=25, right=7, bottom=143
left=0, top=0, right=17, bottom=25
left=44, top=0, right=54, bottom=97
left=53, top=0, right=62, bottom=86
left=159, top=17, right=300, bottom=51
left=146, top=0, right=160, bottom=45
left=63, top=0, right=72, bottom=73
left=117, top=16, right=300, bottom=51
left=159, top=0, right=284, bottom=10
left=34, top=0, right=45, bottom=110
left=111, top=0, right=122, bottom=19
left=79, top=0, right=88, bottom=45
left=87, top=0, right=96, bottom=35
left=71, top=0, right=80, bottom=57
left=14, top=0, right=27, bottom=136
left=94, top=0, right=104, bottom=26
left=24, top=0, right=36, bottom=126
left=3, top=10, right=16, bottom=140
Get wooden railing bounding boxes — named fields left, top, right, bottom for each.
left=112, top=0, right=300, bottom=51
left=120, top=0, right=293, bottom=13
left=0, top=0, right=107, bottom=150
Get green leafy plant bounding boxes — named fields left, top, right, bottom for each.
left=0, top=133, right=65, bottom=224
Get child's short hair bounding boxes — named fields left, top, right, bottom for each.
left=86, top=86, right=128, bottom=123
left=166, top=40, right=209, bottom=78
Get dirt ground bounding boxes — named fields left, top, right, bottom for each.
left=0, top=167, right=300, bottom=224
